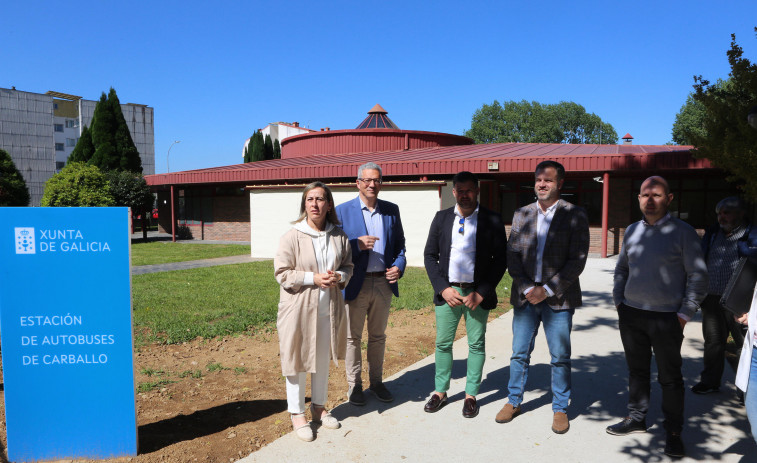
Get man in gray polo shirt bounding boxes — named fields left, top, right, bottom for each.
left=608, top=176, right=708, bottom=459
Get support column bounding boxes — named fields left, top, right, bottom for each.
left=171, top=185, right=176, bottom=243
left=601, top=172, right=610, bottom=258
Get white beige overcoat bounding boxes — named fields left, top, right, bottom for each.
left=274, top=225, right=353, bottom=376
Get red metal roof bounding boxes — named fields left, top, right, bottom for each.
left=282, top=129, right=473, bottom=158
left=146, top=142, right=710, bottom=187
left=622, top=133, right=633, bottom=139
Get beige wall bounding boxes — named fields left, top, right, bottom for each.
left=249, top=185, right=443, bottom=267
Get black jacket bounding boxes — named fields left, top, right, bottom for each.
left=423, top=205, right=507, bottom=310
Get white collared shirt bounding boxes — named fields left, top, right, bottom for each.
left=535, top=201, right=558, bottom=285
left=449, top=205, right=478, bottom=283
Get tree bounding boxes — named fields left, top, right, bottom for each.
left=689, top=29, right=757, bottom=200
left=67, top=125, right=95, bottom=164
left=273, top=139, right=281, bottom=159
left=243, top=135, right=253, bottom=163
left=86, top=88, right=143, bottom=172
left=465, top=100, right=618, bottom=145
left=107, top=170, right=154, bottom=239
left=41, top=162, right=114, bottom=207
left=250, top=130, right=265, bottom=162
left=0, top=148, right=30, bottom=206
left=108, top=88, right=142, bottom=172
left=107, top=170, right=153, bottom=213
left=671, top=80, right=730, bottom=145
left=264, top=133, right=274, bottom=160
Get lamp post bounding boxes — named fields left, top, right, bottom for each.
left=167, top=140, right=181, bottom=173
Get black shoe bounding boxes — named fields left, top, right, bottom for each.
left=606, top=417, right=647, bottom=435
left=691, top=382, right=719, bottom=394
left=424, top=393, right=447, bottom=413
left=664, top=432, right=685, bottom=458
left=462, top=397, right=479, bottom=418
left=348, top=385, right=366, bottom=406
left=369, top=382, right=394, bottom=403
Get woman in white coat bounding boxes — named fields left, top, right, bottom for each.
left=736, top=283, right=757, bottom=444
left=274, top=182, right=353, bottom=442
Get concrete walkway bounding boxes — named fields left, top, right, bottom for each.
left=131, top=255, right=263, bottom=275
left=239, top=258, right=755, bottom=463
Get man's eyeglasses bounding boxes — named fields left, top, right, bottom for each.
left=358, top=178, right=382, bottom=185
left=458, top=217, right=465, bottom=234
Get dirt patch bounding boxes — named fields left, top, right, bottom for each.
left=0, top=307, right=505, bottom=462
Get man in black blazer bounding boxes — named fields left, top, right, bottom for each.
left=423, top=171, right=507, bottom=418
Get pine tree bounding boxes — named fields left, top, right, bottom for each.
left=244, top=135, right=254, bottom=163
left=88, top=92, right=119, bottom=169
left=250, top=130, right=265, bottom=162
left=67, top=125, right=95, bottom=164
left=0, top=148, right=30, bottom=206
left=108, top=88, right=142, bottom=172
left=273, top=139, right=281, bottom=159
left=264, top=133, right=274, bottom=160
left=87, top=88, right=143, bottom=173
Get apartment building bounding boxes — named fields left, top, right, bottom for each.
left=0, top=87, right=154, bottom=206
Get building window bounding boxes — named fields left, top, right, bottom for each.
left=66, top=138, right=76, bottom=147
left=178, top=188, right=214, bottom=225
left=65, top=119, right=77, bottom=128
left=54, top=124, right=64, bottom=132
left=55, top=143, right=64, bottom=151
left=56, top=161, right=66, bottom=170
left=498, top=177, right=603, bottom=225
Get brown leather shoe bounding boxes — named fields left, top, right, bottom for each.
left=552, top=411, right=570, bottom=434
left=423, top=393, right=447, bottom=413
left=462, top=397, right=479, bottom=418
left=495, top=403, right=521, bottom=423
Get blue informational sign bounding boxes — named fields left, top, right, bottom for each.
left=0, top=207, right=137, bottom=462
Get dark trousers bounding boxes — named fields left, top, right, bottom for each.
left=699, top=294, right=747, bottom=387
left=618, top=304, right=684, bottom=434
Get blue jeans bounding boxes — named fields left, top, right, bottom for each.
left=747, top=347, right=757, bottom=444
left=507, top=301, right=574, bottom=413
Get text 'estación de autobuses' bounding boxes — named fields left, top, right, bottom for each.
left=19, top=314, right=117, bottom=366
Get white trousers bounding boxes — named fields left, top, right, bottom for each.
left=286, top=311, right=331, bottom=414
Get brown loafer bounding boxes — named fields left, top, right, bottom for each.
left=462, top=397, right=479, bottom=418
left=495, top=403, right=521, bottom=423
left=552, top=411, right=570, bottom=434
left=424, top=393, right=447, bottom=413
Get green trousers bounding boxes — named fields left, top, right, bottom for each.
left=434, top=286, right=488, bottom=396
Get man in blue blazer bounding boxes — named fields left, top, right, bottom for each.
left=336, top=162, right=407, bottom=406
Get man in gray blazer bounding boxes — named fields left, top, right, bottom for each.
left=496, top=160, right=590, bottom=435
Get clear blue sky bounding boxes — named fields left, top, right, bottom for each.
left=3, top=1, right=756, bottom=173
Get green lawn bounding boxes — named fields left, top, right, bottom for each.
left=131, top=243, right=512, bottom=345
left=131, top=241, right=251, bottom=266
left=133, top=261, right=277, bottom=345
left=132, top=261, right=512, bottom=346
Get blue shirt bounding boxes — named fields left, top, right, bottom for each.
left=360, top=198, right=386, bottom=272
